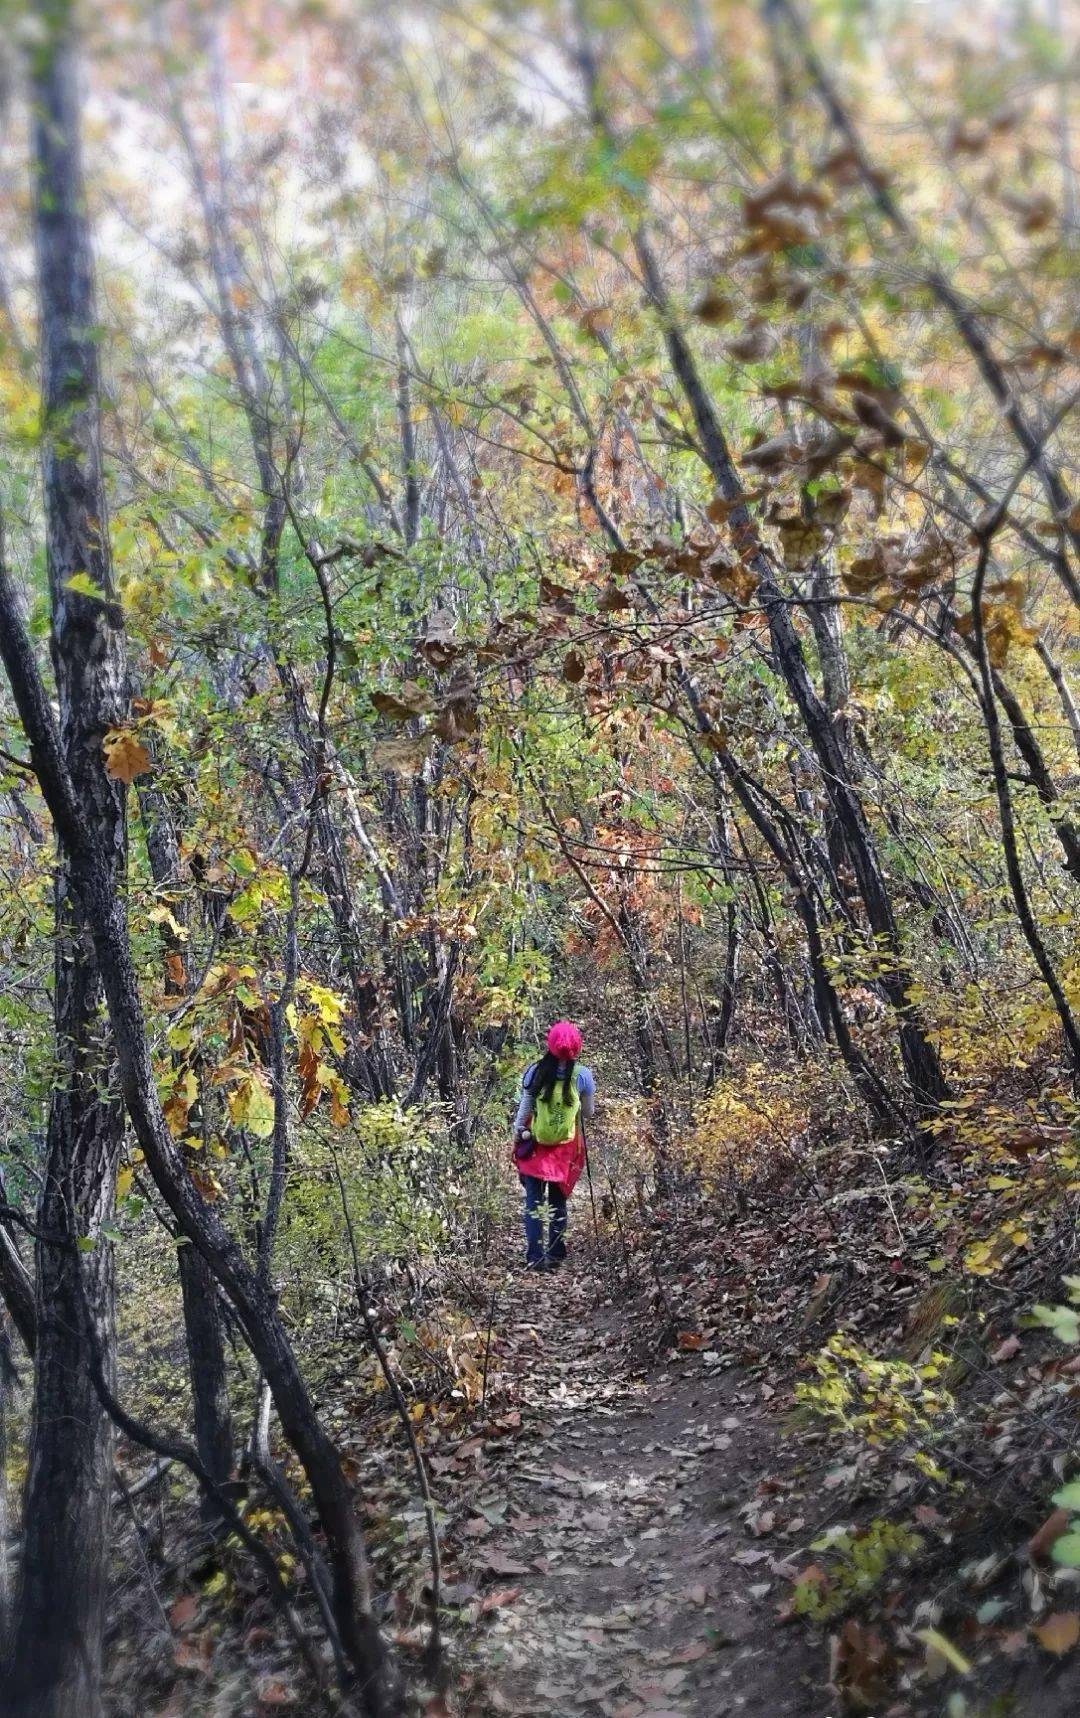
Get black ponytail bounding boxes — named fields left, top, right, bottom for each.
left=527, top=1049, right=576, bottom=1106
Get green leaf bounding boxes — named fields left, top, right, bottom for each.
left=1051, top=1532, right=1080, bottom=1568
left=76, top=1235, right=96, bottom=1252
left=65, top=572, right=106, bottom=602
left=1031, top=1304, right=1080, bottom=1343
left=1052, top=1484, right=1080, bottom=1510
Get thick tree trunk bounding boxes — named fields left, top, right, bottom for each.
left=7, top=10, right=126, bottom=1713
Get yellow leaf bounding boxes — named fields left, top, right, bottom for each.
left=116, top=1166, right=134, bottom=1199
left=915, top=1628, right=971, bottom=1675
left=244, top=1074, right=276, bottom=1140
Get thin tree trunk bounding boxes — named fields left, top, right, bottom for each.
left=141, top=784, right=233, bottom=1497
left=0, top=558, right=402, bottom=1717
left=771, top=0, right=1080, bottom=612
left=0, top=1219, right=35, bottom=1358
left=969, top=542, right=1080, bottom=1068
left=1035, top=635, right=1080, bottom=767
left=0, top=13, right=399, bottom=1711
left=629, top=221, right=948, bottom=1117
left=177, top=1241, right=234, bottom=1495
left=7, top=10, right=126, bottom=1711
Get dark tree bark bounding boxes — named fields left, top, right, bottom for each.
left=177, top=1240, right=234, bottom=1493
left=0, top=560, right=402, bottom=1718
left=572, top=38, right=948, bottom=1121
left=141, top=785, right=234, bottom=1497
left=0, top=13, right=398, bottom=1713
left=6, top=10, right=126, bottom=1713
left=0, top=1216, right=36, bottom=1357
left=969, top=541, right=1080, bottom=1069
left=717, top=751, right=902, bottom=1129
left=628, top=223, right=949, bottom=1118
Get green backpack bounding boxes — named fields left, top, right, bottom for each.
left=531, top=1069, right=581, bottom=1144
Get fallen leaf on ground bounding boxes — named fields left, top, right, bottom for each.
left=480, top=1586, right=521, bottom=1612
left=256, top=1678, right=295, bottom=1708
left=1033, top=1612, right=1080, bottom=1655
left=916, top=1627, right=972, bottom=1676
left=168, top=1594, right=198, bottom=1631
left=1029, top=1508, right=1071, bottom=1561
left=173, top=1634, right=213, bottom=1674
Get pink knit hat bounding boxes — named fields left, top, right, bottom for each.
left=546, top=1020, right=583, bottom=1059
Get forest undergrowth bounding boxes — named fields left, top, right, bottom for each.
left=55, top=1015, right=1080, bottom=1718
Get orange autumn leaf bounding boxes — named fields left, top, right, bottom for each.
left=1034, top=1612, right=1080, bottom=1656
left=103, top=728, right=152, bottom=785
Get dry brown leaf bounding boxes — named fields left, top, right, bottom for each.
left=168, top=1593, right=198, bottom=1631
left=479, top=1586, right=521, bottom=1612
left=1029, top=1507, right=1071, bottom=1561
left=173, top=1634, right=213, bottom=1673
left=256, top=1678, right=296, bottom=1708
left=1034, top=1612, right=1080, bottom=1655
left=103, top=729, right=152, bottom=785
left=693, top=289, right=735, bottom=326
left=371, top=684, right=435, bottom=721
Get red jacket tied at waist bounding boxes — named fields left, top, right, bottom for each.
left=514, top=1125, right=585, bottom=1200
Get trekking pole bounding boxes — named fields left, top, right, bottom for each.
left=581, top=1115, right=602, bottom=1257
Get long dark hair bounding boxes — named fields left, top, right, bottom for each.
left=527, top=1049, right=575, bottom=1106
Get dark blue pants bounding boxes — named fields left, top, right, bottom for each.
left=521, top=1176, right=567, bottom=1267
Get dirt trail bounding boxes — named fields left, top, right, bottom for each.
left=460, top=1252, right=824, bottom=1718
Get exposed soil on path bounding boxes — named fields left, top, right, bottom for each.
left=453, top=1250, right=826, bottom=1718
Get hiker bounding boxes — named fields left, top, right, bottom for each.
left=511, top=1021, right=595, bottom=1272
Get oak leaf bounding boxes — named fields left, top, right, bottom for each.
left=103, top=729, right=152, bottom=784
